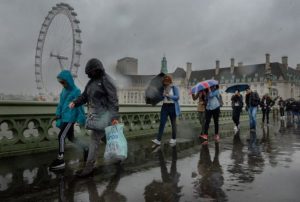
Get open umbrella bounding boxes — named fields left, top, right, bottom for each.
left=190, top=79, right=218, bottom=94
left=145, top=73, right=165, bottom=106
left=225, top=84, right=250, bottom=93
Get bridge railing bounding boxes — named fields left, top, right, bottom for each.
left=0, top=101, right=251, bottom=157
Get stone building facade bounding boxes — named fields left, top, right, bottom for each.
left=117, top=54, right=300, bottom=106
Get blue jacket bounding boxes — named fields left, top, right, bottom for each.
left=56, top=70, right=86, bottom=128
left=160, top=85, right=181, bottom=116
left=206, top=89, right=221, bottom=110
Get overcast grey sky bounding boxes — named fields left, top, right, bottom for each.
left=1, top=0, right=300, bottom=94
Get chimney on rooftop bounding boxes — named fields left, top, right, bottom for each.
left=186, top=62, right=192, bottom=84
left=265, top=53, right=271, bottom=70
left=215, top=60, right=220, bottom=75
left=230, top=58, right=235, bottom=74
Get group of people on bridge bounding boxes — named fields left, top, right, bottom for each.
left=50, top=57, right=296, bottom=178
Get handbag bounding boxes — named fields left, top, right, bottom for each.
left=104, top=124, right=128, bottom=163
left=85, top=111, right=111, bottom=131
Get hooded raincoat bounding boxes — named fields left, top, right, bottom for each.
left=56, top=70, right=86, bottom=128
left=73, top=58, right=119, bottom=119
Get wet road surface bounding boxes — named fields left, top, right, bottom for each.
left=0, top=119, right=300, bottom=202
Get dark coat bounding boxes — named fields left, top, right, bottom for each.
left=231, top=94, right=243, bottom=109
left=260, top=96, right=274, bottom=110
left=278, top=100, right=285, bottom=108
left=73, top=60, right=119, bottom=119
left=245, top=92, right=260, bottom=108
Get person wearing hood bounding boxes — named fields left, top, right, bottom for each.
left=49, top=70, right=87, bottom=170
left=69, top=58, right=119, bottom=177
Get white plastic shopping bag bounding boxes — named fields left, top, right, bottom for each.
left=104, top=124, right=128, bottom=163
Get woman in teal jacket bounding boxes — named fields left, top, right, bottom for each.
left=50, top=70, right=87, bottom=170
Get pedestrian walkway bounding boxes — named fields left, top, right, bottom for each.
left=0, top=119, right=299, bottom=201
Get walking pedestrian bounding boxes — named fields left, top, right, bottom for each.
left=199, top=85, right=221, bottom=143
left=152, top=75, right=181, bottom=146
left=260, top=94, right=274, bottom=125
left=278, top=97, right=285, bottom=120
left=49, top=70, right=88, bottom=170
left=192, top=91, right=207, bottom=136
left=69, top=58, right=119, bottom=177
left=231, top=90, right=243, bottom=134
left=245, top=87, right=260, bottom=131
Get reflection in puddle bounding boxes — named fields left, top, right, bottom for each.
left=0, top=119, right=300, bottom=201
left=0, top=173, right=13, bottom=191
left=23, top=168, right=38, bottom=185
left=194, top=143, right=227, bottom=201
left=144, top=146, right=182, bottom=202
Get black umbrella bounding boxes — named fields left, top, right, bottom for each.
left=145, top=73, right=165, bottom=106
left=225, top=84, right=250, bottom=93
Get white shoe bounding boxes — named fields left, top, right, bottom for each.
left=152, top=139, right=161, bottom=145
left=169, top=139, right=176, bottom=144
left=234, top=126, right=238, bottom=134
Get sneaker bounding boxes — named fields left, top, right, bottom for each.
left=199, top=134, right=208, bottom=140
left=169, top=139, right=176, bottom=144
left=50, top=158, right=65, bottom=170
left=214, top=134, right=220, bottom=143
left=152, top=139, right=161, bottom=146
left=234, top=126, right=238, bottom=134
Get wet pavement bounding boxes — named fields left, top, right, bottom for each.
left=0, top=118, right=300, bottom=202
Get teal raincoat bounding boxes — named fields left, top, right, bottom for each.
left=55, top=70, right=86, bottom=128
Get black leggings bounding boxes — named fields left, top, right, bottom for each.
left=262, top=109, right=270, bottom=124
left=58, top=122, right=85, bottom=155
left=232, top=107, right=242, bottom=127
left=280, top=108, right=285, bottom=117
left=204, top=108, right=220, bottom=135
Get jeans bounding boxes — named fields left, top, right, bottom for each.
left=198, top=111, right=206, bottom=134
left=248, top=107, right=257, bottom=129
left=157, top=104, right=177, bottom=141
left=232, top=107, right=242, bottom=127
left=204, top=107, right=220, bottom=135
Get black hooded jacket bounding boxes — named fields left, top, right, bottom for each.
left=73, top=59, right=119, bottom=118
